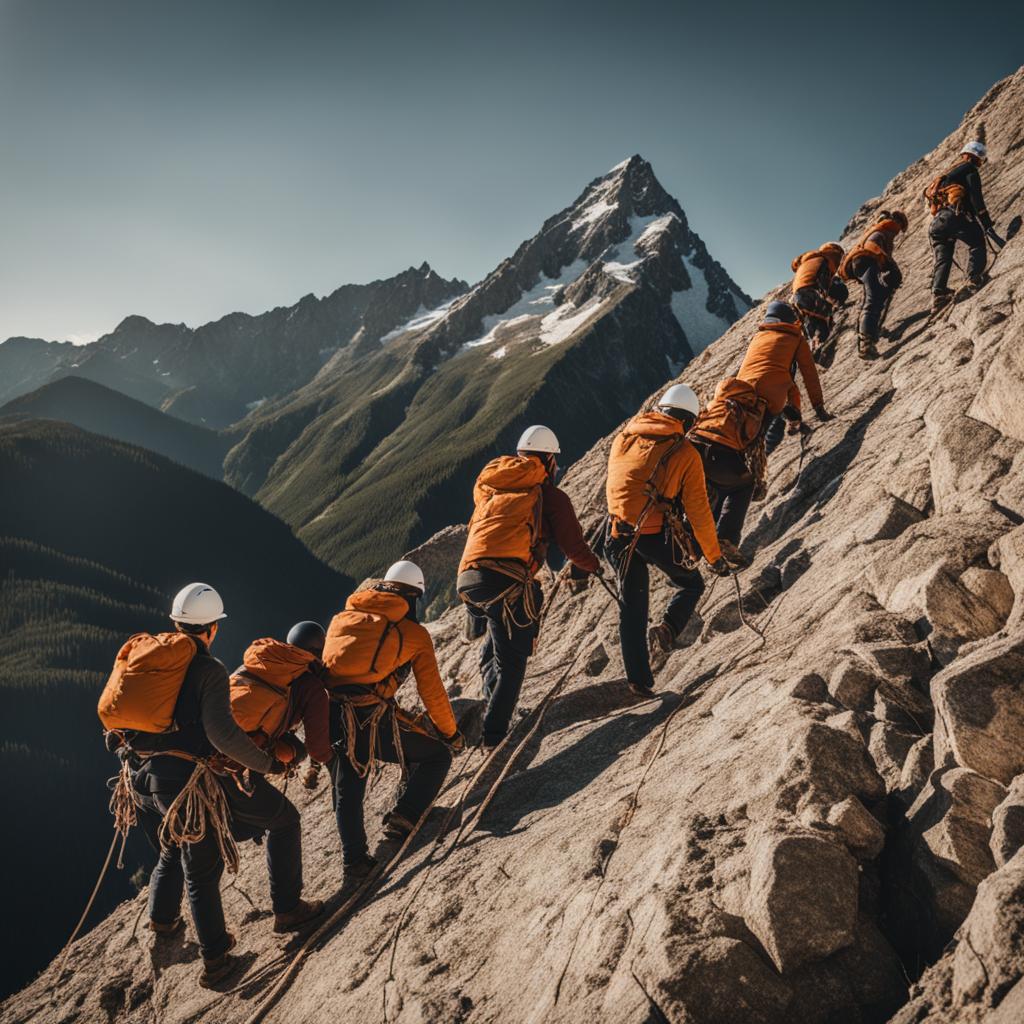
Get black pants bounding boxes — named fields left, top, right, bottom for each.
left=136, top=759, right=303, bottom=959
left=791, top=287, right=832, bottom=344
left=930, top=208, right=986, bottom=293
left=329, top=704, right=452, bottom=863
left=852, top=258, right=894, bottom=340
left=459, top=568, right=543, bottom=744
left=612, top=530, right=705, bottom=691
left=701, top=443, right=754, bottom=545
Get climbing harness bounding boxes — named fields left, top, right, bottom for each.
left=459, top=558, right=542, bottom=637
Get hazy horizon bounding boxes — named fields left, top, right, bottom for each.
left=3, top=0, right=1022, bottom=344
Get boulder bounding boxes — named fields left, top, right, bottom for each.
left=826, top=797, right=885, bottom=860
left=991, top=776, right=1024, bottom=868
left=782, top=673, right=828, bottom=703
left=743, top=830, right=859, bottom=973
left=991, top=524, right=1024, bottom=630
left=932, top=634, right=1024, bottom=785
left=828, top=659, right=878, bottom=711
left=869, top=722, right=919, bottom=792
left=898, top=735, right=934, bottom=802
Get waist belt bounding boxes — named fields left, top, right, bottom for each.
left=459, top=558, right=540, bottom=635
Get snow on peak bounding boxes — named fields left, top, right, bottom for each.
left=380, top=296, right=461, bottom=344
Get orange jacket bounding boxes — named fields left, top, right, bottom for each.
left=606, top=411, right=721, bottom=563
left=736, top=321, right=823, bottom=415
left=690, top=378, right=767, bottom=452
left=791, top=249, right=839, bottom=292
left=327, top=589, right=457, bottom=739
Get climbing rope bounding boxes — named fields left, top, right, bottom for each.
left=730, top=571, right=766, bottom=643
left=159, top=761, right=240, bottom=875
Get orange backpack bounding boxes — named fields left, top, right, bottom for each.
left=98, top=632, right=197, bottom=733
left=606, top=412, right=686, bottom=527
left=924, top=171, right=967, bottom=216
left=459, top=455, right=546, bottom=571
left=691, top=378, right=767, bottom=451
left=323, top=589, right=408, bottom=682
left=229, top=638, right=315, bottom=740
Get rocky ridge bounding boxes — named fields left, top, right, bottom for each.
left=5, top=69, right=1024, bottom=1024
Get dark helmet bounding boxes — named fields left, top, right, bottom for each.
left=878, top=209, right=908, bottom=232
left=286, top=620, right=326, bottom=656
left=763, top=300, right=800, bottom=325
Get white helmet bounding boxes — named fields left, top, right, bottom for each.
left=516, top=424, right=560, bottom=454
left=961, top=140, right=987, bottom=161
left=384, top=560, right=425, bottom=594
left=170, top=582, right=227, bottom=625
left=657, top=384, right=700, bottom=418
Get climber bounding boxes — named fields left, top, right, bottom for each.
left=690, top=377, right=769, bottom=560
left=736, top=300, right=831, bottom=457
left=838, top=209, right=908, bottom=360
left=926, top=140, right=1005, bottom=313
left=98, top=583, right=323, bottom=989
left=606, top=386, right=730, bottom=696
left=789, top=243, right=849, bottom=351
left=228, top=621, right=334, bottom=771
left=457, top=426, right=600, bottom=746
left=324, top=561, right=465, bottom=884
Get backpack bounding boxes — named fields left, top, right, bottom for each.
left=838, top=221, right=896, bottom=281
left=323, top=590, right=408, bottom=681
left=459, top=455, right=546, bottom=571
left=229, top=638, right=315, bottom=740
left=606, top=413, right=687, bottom=528
left=924, top=171, right=967, bottom=216
left=691, top=378, right=767, bottom=451
left=98, top=632, right=196, bottom=733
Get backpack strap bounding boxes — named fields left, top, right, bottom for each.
left=368, top=618, right=404, bottom=675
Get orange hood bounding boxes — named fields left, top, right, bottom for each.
left=622, top=411, right=685, bottom=440
left=242, top=638, right=316, bottom=687
left=476, top=455, right=548, bottom=491
left=346, top=587, right=410, bottom=624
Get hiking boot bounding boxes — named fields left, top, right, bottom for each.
left=648, top=623, right=675, bottom=654
left=198, top=934, right=238, bottom=989
left=719, top=539, right=750, bottom=570
left=148, top=917, right=184, bottom=938
left=343, top=853, right=378, bottom=887
left=931, top=290, right=954, bottom=314
left=381, top=810, right=417, bottom=841
left=857, top=335, right=879, bottom=360
left=273, top=897, right=325, bottom=933
left=627, top=680, right=656, bottom=697
left=965, top=273, right=990, bottom=295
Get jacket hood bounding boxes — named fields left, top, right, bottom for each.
left=756, top=320, right=804, bottom=336
left=242, top=637, right=315, bottom=686
left=622, top=411, right=685, bottom=439
left=477, top=455, right=548, bottom=491
left=346, top=588, right=410, bottom=624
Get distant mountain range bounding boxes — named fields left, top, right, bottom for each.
left=0, top=419, right=352, bottom=997
left=0, top=376, right=229, bottom=479
left=0, top=155, right=750, bottom=586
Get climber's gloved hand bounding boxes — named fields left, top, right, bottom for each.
left=812, top=405, right=834, bottom=423
left=987, top=228, right=1006, bottom=249
left=708, top=557, right=731, bottom=578
left=883, top=265, right=903, bottom=290
left=567, top=562, right=591, bottom=595
left=302, top=762, right=323, bottom=790
left=444, top=730, right=467, bottom=755
left=266, top=758, right=288, bottom=776
left=786, top=418, right=808, bottom=436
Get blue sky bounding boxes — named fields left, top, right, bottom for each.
left=2, top=0, right=1021, bottom=342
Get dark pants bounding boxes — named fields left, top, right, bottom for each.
left=853, top=258, right=894, bottom=340
left=930, top=208, right=986, bottom=292
left=613, top=530, right=705, bottom=691
left=764, top=415, right=786, bottom=456
left=792, top=287, right=832, bottom=344
left=136, top=759, right=303, bottom=959
left=329, top=704, right=452, bottom=862
left=701, top=443, right=754, bottom=545
left=459, top=569, right=543, bottom=744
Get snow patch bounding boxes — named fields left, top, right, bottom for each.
left=670, top=254, right=734, bottom=354
left=490, top=345, right=507, bottom=360
left=246, top=397, right=268, bottom=412
left=380, top=296, right=460, bottom=344
left=463, top=261, right=586, bottom=349
left=571, top=197, right=616, bottom=232
left=601, top=213, right=677, bottom=283
left=539, top=299, right=604, bottom=346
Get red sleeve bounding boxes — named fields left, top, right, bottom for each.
left=542, top=484, right=600, bottom=573
left=290, top=673, right=334, bottom=765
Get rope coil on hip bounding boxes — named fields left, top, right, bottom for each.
left=159, top=760, right=241, bottom=875
left=336, top=693, right=408, bottom=782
